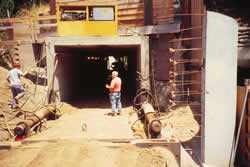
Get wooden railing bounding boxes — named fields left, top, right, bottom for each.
left=0, top=15, right=57, bottom=46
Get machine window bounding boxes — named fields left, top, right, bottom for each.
left=89, top=7, right=115, bottom=21
left=60, top=6, right=86, bottom=21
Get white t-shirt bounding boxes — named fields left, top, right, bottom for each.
left=7, top=68, right=23, bottom=86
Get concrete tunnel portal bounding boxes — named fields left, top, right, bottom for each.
left=55, top=45, right=138, bottom=104
left=45, top=36, right=150, bottom=106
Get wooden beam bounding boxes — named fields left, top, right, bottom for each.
left=118, top=3, right=144, bottom=10
left=118, top=15, right=144, bottom=21
left=144, top=0, right=152, bottom=25
left=118, top=20, right=145, bottom=27
left=0, top=15, right=56, bottom=23
left=0, top=40, right=32, bottom=46
left=0, top=23, right=57, bottom=31
left=118, top=8, right=144, bottom=15
left=118, top=0, right=144, bottom=5
left=119, top=24, right=180, bottom=35
left=0, top=40, right=17, bottom=45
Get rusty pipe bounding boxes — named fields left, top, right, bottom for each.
left=142, top=103, right=162, bottom=138
left=14, top=105, right=56, bottom=136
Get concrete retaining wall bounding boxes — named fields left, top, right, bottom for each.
left=202, top=11, right=238, bottom=166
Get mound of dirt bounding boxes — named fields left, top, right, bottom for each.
left=0, top=67, right=47, bottom=141
left=129, top=105, right=200, bottom=142
left=160, top=106, right=200, bottom=142
left=0, top=67, right=46, bottom=110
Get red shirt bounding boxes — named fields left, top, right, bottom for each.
left=109, top=77, right=122, bottom=92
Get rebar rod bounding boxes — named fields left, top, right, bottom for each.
left=168, top=37, right=203, bottom=43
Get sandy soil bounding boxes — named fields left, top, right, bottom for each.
left=0, top=67, right=200, bottom=167
left=0, top=102, right=200, bottom=167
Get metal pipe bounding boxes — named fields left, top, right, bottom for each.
left=14, top=105, right=56, bottom=136
left=142, top=103, right=162, bottom=138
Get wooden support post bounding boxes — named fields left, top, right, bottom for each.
left=29, top=18, right=37, bottom=42
left=142, top=103, right=162, bottom=138
left=14, top=105, right=56, bottom=136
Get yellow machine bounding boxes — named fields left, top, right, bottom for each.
left=56, top=2, right=118, bottom=36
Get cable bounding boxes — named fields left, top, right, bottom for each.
left=150, top=44, right=161, bottom=112
left=0, top=110, right=15, bottom=137
left=133, top=88, right=155, bottom=106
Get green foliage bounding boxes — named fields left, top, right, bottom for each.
left=0, top=56, right=8, bottom=68
left=0, top=0, right=48, bottom=18
left=0, top=0, right=15, bottom=18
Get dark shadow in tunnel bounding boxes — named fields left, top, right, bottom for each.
left=55, top=45, right=139, bottom=109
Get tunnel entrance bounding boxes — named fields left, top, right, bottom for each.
left=46, top=36, right=149, bottom=108
left=54, top=45, right=139, bottom=107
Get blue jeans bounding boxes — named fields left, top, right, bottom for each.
left=10, top=85, right=24, bottom=108
left=110, top=92, right=122, bottom=113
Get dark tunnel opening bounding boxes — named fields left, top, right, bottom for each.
left=54, top=45, right=140, bottom=108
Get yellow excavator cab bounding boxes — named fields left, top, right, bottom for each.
left=56, top=2, right=118, bottom=36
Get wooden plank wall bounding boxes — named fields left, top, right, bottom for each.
left=174, top=1, right=205, bottom=161
left=181, top=0, right=205, bottom=99
left=237, top=86, right=250, bottom=166
left=151, top=0, right=174, bottom=25
left=189, top=0, right=205, bottom=103
left=0, top=15, right=57, bottom=45
left=117, top=0, right=145, bottom=27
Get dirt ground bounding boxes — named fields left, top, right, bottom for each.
left=0, top=105, right=198, bottom=167
left=0, top=66, right=200, bottom=167
left=0, top=100, right=200, bottom=167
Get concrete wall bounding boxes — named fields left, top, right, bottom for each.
left=202, top=11, right=238, bottom=166
left=45, top=36, right=149, bottom=101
